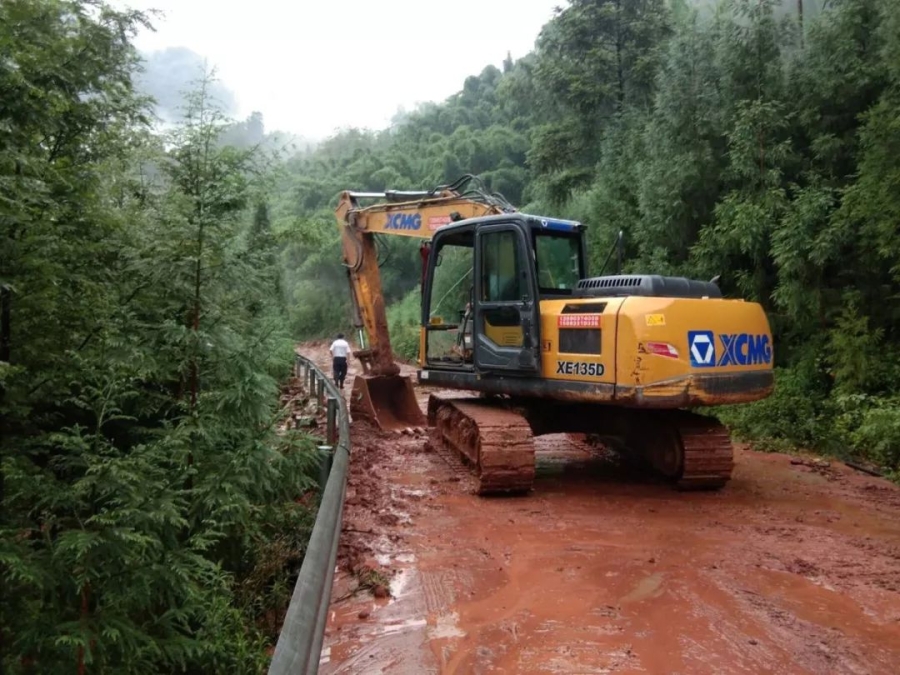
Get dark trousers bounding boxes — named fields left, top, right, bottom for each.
left=332, top=356, right=348, bottom=388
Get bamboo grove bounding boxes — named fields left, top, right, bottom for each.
left=278, top=0, right=900, bottom=474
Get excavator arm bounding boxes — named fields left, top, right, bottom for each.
left=334, top=176, right=513, bottom=429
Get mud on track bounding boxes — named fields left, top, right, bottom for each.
left=299, top=342, right=900, bottom=674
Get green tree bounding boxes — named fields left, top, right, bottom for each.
left=635, top=9, right=726, bottom=273
left=270, top=0, right=900, bottom=475
left=692, top=0, right=793, bottom=303
left=529, top=0, right=671, bottom=200
left=1, top=5, right=317, bottom=670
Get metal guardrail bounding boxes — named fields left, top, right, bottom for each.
left=269, top=353, right=351, bottom=675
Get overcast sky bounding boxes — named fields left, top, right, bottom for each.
left=113, top=0, right=563, bottom=139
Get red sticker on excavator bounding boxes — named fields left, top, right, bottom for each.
left=428, top=215, right=452, bottom=230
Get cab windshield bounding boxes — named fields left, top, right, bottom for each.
left=533, top=232, right=583, bottom=294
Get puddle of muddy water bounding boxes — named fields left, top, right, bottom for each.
left=619, top=572, right=665, bottom=605
left=375, top=617, right=428, bottom=637
left=388, top=567, right=415, bottom=601
left=429, top=611, right=466, bottom=639
left=375, top=551, right=417, bottom=567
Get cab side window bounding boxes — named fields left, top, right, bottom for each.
left=481, top=230, right=525, bottom=302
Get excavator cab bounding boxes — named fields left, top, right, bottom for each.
left=350, top=212, right=566, bottom=432
left=422, top=214, right=587, bottom=374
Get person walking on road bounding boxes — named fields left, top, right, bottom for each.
left=330, top=333, right=350, bottom=390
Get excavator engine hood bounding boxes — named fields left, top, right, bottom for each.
left=573, top=274, right=722, bottom=299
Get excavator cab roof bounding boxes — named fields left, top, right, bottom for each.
left=436, top=212, right=585, bottom=237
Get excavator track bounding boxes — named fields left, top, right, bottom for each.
left=427, top=394, right=535, bottom=495
left=672, top=411, right=734, bottom=490
left=589, top=409, right=735, bottom=491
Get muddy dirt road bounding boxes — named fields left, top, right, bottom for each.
left=301, top=342, right=900, bottom=674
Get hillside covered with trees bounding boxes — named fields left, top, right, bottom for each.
left=276, top=0, right=900, bottom=473
left=2, top=0, right=900, bottom=671
left=1, top=1, right=317, bottom=671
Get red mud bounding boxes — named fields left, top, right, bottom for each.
left=299, top=341, right=900, bottom=674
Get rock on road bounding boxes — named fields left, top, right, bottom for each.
left=300, top=342, right=900, bottom=674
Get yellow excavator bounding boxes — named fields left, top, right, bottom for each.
left=336, top=175, right=774, bottom=494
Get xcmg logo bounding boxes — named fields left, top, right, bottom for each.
left=688, top=331, right=772, bottom=368
left=384, top=213, right=422, bottom=230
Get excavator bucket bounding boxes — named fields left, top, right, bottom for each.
left=350, top=374, right=426, bottom=431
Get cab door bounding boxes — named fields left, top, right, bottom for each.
left=473, top=223, right=541, bottom=373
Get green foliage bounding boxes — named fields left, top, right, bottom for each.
left=837, top=397, right=900, bottom=475
left=531, top=0, right=672, bottom=190
left=258, top=0, right=900, bottom=481
left=1, top=2, right=318, bottom=670
left=278, top=211, right=354, bottom=338
left=386, top=289, right=422, bottom=362
left=717, top=359, right=830, bottom=451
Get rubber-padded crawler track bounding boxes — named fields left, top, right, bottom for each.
left=673, top=411, right=734, bottom=490
left=428, top=394, right=535, bottom=494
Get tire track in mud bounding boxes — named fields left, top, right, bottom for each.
left=297, top=342, right=900, bottom=675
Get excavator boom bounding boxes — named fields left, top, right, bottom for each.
left=336, top=176, right=513, bottom=429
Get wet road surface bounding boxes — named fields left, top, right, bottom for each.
left=300, top=342, right=900, bottom=674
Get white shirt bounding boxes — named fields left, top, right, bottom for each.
left=330, top=339, right=350, bottom=358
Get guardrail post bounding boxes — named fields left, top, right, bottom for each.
left=308, top=368, right=316, bottom=395
left=326, top=397, right=337, bottom=446
left=316, top=377, right=325, bottom=410
left=316, top=444, right=333, bottom=498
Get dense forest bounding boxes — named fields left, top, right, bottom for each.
left=1, top=1, right=318, bottom=671
left=2, top=0, right=899, bottom=671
